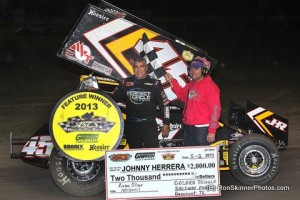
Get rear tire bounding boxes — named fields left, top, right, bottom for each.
left=49, top=147, right=105, bottom=196
left=229, top=134, right=280, bottom=185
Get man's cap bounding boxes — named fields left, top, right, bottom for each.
left=189, top=59, right=204, bottom=69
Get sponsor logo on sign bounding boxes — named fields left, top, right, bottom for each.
left=88, top=9, right=110, bottom=21
left=58, top=112, right=115, bottom=133
left=162, top=153, right=175, bottom=160
left=103, top=8, right=126, bottom=18
left=109, top=154, right=131, bottom=161
left=265, top=118, right=288, bottom=132
left=182, top=50, right=194, bottom=61
left=66, top=41, right=94, bottom=64
left=89, top=144, right=110, bottom=151
left=63, top=144, right=84, bottom=151
left=91, top=61, right=113, bottom=76
left=135, top=152, right=155, bottom=160
left=76, top=134, right=99, bottom=143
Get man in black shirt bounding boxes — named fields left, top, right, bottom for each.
left=109, top=57, right=170, bottom=148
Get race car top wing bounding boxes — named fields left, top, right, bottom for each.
left=57, top=2, right=217, bottom=105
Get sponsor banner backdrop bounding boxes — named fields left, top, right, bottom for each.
left=106, top=146, right=221, bottom=199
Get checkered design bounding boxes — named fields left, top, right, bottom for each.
left=58, top=116, right=81, bottom=132
left=140, top=33, right=166, bottom=79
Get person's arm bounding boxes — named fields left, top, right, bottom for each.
left=154, top=80, right=170, bottom=138
left=207, top=84, right=221, bottom=143
left=108, top=78, right=127, bottom=102
left=164, top=73, right=189, bottom=103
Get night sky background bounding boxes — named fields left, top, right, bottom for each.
left=1, top=0, right=298, bottom=73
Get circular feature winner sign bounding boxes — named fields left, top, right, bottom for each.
left=50, top=90, right=124, bottom=161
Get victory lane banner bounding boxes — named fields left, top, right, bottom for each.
left=106, top=146, right=221, bottom=199
left=50, top=90, right=124, bottom=161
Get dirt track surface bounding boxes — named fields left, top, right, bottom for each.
left=1, top=1, right=300, bottom=199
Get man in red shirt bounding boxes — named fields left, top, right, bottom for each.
left=164, top=57, right=221, bottom=145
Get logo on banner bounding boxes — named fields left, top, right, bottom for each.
left=135, top=152, right=155, bottom=160
left=58, top=112, right=115, bottom=133
left=104, top=8, right=126, bottom=18
left=76, top=134, right=99, bottom=143
left=87, top=8, right=110, bottom=21
left=265, top=118, right=288, bottom=132
left=182, top=50, right=194, bottom=61
left=162, top=153, right=175, bottom=160
left=109, top=154, right=132, bottom=161
left=91, top=61, right=113, bottom=76
left=66, top=41, right=94, bottom=64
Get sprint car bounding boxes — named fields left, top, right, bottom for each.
left=10, top=1, right=288, bottom=197
left=10, top=75, right=288, bottom=196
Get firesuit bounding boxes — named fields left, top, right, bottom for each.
left=109, top=75, right=170, bottom=148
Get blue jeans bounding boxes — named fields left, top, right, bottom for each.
left=183, top=125, right=209, bottom=146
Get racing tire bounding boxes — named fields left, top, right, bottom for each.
left=229, top=134, right=280, bottom=185
left=49, top=147, right=105, bottom=196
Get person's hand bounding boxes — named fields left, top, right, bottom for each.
left=164, top=73, right=173, bottom=83
left=162, top=124, right=169, bottom=138
left=207, top=133, right=216, bottom=143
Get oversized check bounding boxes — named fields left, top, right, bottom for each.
left=106, top=146, right=221, bottom=199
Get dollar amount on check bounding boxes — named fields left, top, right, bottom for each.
left=106, top=146, right=221, bottom=199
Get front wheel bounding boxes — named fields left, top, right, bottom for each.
left=229, top=134, right=280, bottom=185
left=49, top=147, right=105, bottom=196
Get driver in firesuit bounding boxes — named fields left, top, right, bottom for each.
left=108, top=57, right=170, bottom=148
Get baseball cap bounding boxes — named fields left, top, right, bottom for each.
left=188, top=59, right=204, bottom=70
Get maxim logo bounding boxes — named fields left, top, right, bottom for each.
left=88, top=9, right=109, bottom=21
left=58, top=112, right=115, bottom=133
